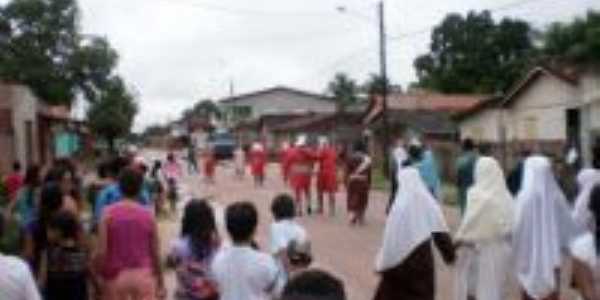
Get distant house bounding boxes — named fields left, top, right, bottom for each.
left=0, top=83, right=84, bottom=173
left=456, top=65, right=600, bottom=166
left=219, top=86, right=336, bottom=126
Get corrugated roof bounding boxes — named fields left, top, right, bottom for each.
left=219, top=86, right=333, bottom=104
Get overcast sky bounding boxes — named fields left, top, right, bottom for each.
left=20, top=0, right=600, bottom=130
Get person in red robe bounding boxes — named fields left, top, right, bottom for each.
left=316, top=137, right=338, bottom=216
left=280, top=141, right=292, bottom=186
left=249, top=142, right=267, bottom=187
left=203, top=146, right=216, bottom=184
left=289, top=135, right=317, bottom=216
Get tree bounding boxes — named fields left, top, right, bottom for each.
left=362, top=74, right=395, bottom=95
left=327, top=73, right=358, bottom=112
left=87, top=77, right=138, bottom=152
left=414, top=10, right=536, bottom=93
left=182, top=99, right=222, bottom=121
left=542, top=10, right=600, bottom=64
left=0, top=0, right=119, bottom=105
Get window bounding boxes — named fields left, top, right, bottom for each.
left=232, top=106, right=252, bottom=120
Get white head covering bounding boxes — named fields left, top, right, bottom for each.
left=392, top=146, right=408, bottom=168
left=295, top=135, right=307, bottom=147
left=513, top=156, right=577, bottom=299
left=375, top=167, right=449, bottom=272
left=572, top=168, right=600, bottom=233
left=318, top=136, right=329, bottom=148
left=252, top=142, right=263, bottom=152
left=455, top=157, right=514, bottom=242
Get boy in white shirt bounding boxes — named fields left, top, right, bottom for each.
left=270, top=194, right=310, bottom=272
left=212, top=202, right=283, bottom=300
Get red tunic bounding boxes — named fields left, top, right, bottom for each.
left=317, top=146, right=338, bottom=193
left=249, top=147, right=267, bottom=177
left=280, top=148, right=293, bottom=182
left=204, top=153, right=216, bottom=178
left=289, top=146, right=316, bottom=192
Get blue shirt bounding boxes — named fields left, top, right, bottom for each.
left=93, top=183, right=151, bottom=224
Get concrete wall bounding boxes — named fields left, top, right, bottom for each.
left=221, top=89, right=335, bottom=123
left=459, top=108, right=502, bottom=142
left=505, top=75, right=579, bottom=141
left=10, top=86, right=40, bottom=167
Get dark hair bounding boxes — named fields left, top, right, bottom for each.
left=271, top=194, right=296, bottom=221
left=119, top=168, right=144, bottom=198
left=462, top=138, right=475, bottom=151
left=181, top=199, right=217, bottom=259
left=97, top=162, right=109, bottom=179
left=12, top=161, right=21, bottom=172
left=44, top=166, right=70, bottom=184
left=167, top=153, right=175, bottom=162
left=282, top=270, right=346, bottom=300
left=0, top=209, right=5, bottom=238
left=24, top=165, right=41, bottom=187
left=151, top=160, right=162, bottom=178
left=49, top=210, right=80, bottom=240
left=107, top=157, right=129, bottom=178
left=408, top=145, right=422, bottom=162
left=226, top=201, right=258, bottom=243
left=593, top=144, right=600, bottom=169
left=35, top=183, right=65, bottom=251
left=590, top=185, right=600, bottom=255
left=352, top=140, right=367, bottom=153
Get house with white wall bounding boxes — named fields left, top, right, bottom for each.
left=456, top=65, right=600, bottom=166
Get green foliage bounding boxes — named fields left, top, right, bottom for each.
left=543, top=10, right=600, bottom=63
left=414, top=10, right=536, bottom=94
left=86, top=76, right=138, bottom=151
left=363, top=74, right=392, bottom=95
left=0, top=0, right=119, bottom=105
left=327, top=72, right=358, bottom=112
left=182, top=99, right=221, bottom=121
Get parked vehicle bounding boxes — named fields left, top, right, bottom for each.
left=207, top=130, right=235, bottom=160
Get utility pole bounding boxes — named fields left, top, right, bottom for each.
left=379, top=1, right=391, bottom=176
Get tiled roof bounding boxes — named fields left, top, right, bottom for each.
left=381, top=92, right=486, bottom=112
left=219, top=86, right=333, bottom=104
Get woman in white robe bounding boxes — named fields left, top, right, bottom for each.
left=454, top=156, right=515, bottom=300
left=373, top=167, right=455, bottom=300
left=513, top=156, right=577, bottom=300
left=573, top=168, right=600, bottom=233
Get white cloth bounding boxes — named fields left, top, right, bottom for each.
left=269, top=220, right=308, bottom=254
left=513, top=156, right=577, bottom=299
left=573, top=168, right=600, bottom=233
left=455, top=239, right=512, bottom=300
left=392, top=146, right=407, bottom=168
left=0, top=254, right=41, bottom=300
left=295, top=135, right=307, bottom=147
left=375, top=167, right=449, bottom=272
left=211, top=246, right=283, bottom=300
left=252, top=143, right=264, bottom=152
left=570, top=232, right=600, bottom=298
left=456, top=157, right=514, bottom=242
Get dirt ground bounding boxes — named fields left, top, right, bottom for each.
left=153, top=156, right=579, bottom=300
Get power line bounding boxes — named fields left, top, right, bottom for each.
left=162, top=0, right=334, bottom=17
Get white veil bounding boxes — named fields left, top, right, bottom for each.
left=513, top=156, right=576, bottom=299
left=375, top=167, right=449, bottom=272
left=572, top=168, right=600, bottom=233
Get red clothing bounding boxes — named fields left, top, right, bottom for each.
left=289, top=146, right=317, bottom=192
left=280, top=148, right=293, bottom=182
left=4, top=173, right=23, bottom=202
left=317, top=147, right=338, bottom=193
left=204, top=154, right=216, bottom=178
left=249, top=147, right=267, bottom=177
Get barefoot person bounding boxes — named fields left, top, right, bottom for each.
left=249, top=142, right=267, bottom=187
left=279, top=141, right=292, bottom=186
left=513, top=156, right=577, bottom=300
left=345, top=140, right=371, bottom=225
left=289, top=135, right=316, bottom=216
left=316, top=137, right=338, bottom=216
left=374, top=167, right=455, bottom=300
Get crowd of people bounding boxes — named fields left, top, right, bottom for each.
left=0, top=151, right=346, bottom=300
left=1, top=132, right=600, bottom=300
